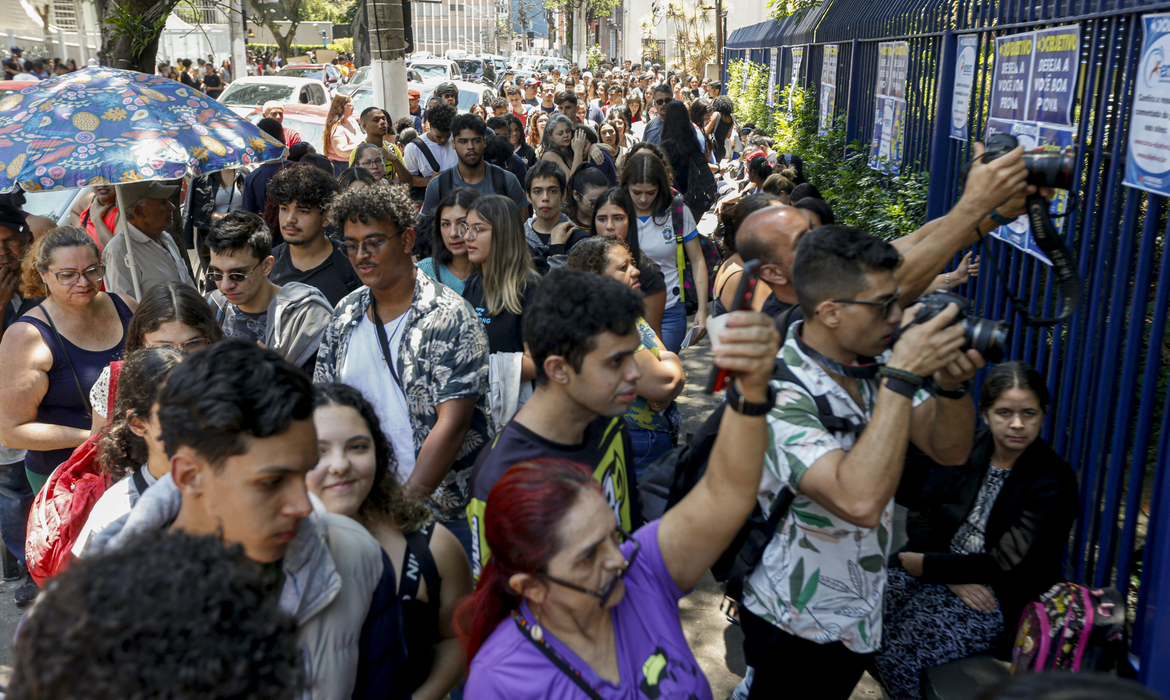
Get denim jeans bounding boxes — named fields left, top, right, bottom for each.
left=629, top=427, right=673, bottom=483
left=0, top=460, right=32, bottom=565
left=660, top=303, right=688, bottom=354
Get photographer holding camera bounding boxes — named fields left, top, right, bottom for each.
left=738, top=224, right=987, bottom=700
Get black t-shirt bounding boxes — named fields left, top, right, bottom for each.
left=516, top=143, right=538, bottom=167
left=461, top=273, right=537, bottom=354
left=269, top=238, right=361, bottom=307
left=466, top=415, right=637, bottom=576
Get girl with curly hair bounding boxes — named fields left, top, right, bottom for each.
left=308, top=382, right=473, bottom=700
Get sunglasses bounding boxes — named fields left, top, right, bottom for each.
left=654, top=98, right=669, bottom=106
left=831, top=286, right=902, bottom=318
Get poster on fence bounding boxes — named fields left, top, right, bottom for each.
left=868, top=41, right=909, bottom=172
left=819, top=44, right=839, bottom=135
left=789, top=46, right=804, bottom=113
left=1124, top=13, right=1170, bottom=198
left=986, top=27, right=1081, bottom=264
left=951, top=35, right=978, bottom=140
left=767, top=50, right=778, bottom=107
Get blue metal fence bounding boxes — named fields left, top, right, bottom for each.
left=725, top=0, right=1170, bottom=691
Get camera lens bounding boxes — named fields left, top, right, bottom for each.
left=1022, top=150, right=1076, bottom=190
left=963, top=318, right=1010, bottom=363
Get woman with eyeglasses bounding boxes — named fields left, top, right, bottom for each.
left=455, top=305, right=780, bottom=699
left=0, top=227, right=137, bottom=496
left=89, top=281, right=224, bottom=433
left=352, top=143, right=388, bottom=183
left=418, top=187, right=479, bottom=295
left=459, top=195, right=540, bottom=426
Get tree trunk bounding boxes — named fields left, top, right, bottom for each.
left=95, top=0, right=175, bottom=72
left=248, top=0, right=301, bottom=60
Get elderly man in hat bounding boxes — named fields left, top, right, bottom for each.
left=102, top=180, right=195, bottom=299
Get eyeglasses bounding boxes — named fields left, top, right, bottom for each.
left=339, top=232, right=400, bottom=258
left=654, top=98, right=669, bottom=106
left=46, top=264, right=105, bottom=286
left=540, top=525, right=640, bottom=607
left=144, top=337, right=211, bottom=353
left=358, top=157, right=385, bottom=168
left=456, top=222, right=491, bottom=240
left=206, top=260, right=262, bottom=284
left=831, top=286, right=902, bottom=318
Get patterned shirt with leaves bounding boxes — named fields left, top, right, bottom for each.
left=742, top=322, right=928, bottom=654
left=313, top=270, right=492, bottom=522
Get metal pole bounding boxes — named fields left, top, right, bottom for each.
left=924, top=29, right=956, bottom=222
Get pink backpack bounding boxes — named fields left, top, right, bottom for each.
left=1011, top=582, right=1126, bottom=674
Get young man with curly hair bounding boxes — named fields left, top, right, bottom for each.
left=85, top=341, right=411, bottom=700
left=314, top=183, right=490, bottom=561
left=266, top=162, right=362, bottom=306
left=9, top=530, right=302, bottom=700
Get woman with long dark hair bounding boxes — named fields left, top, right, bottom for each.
left=875, top=362, right=1079, bottom=699
left=659, top=100, right=717, bottom=214
left=589, top=187, right=666, bottom=336
left=418, top=188, right=479, bottom=295
left=619, top=151, right=708, bottom=352
left=310, top=382, right=473, bottom=700
left=72, top=347, right=185, bottom=558
left=564, top=167, right=610, bottom=230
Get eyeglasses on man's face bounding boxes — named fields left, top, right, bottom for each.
left=339, top=232, right=401, bottom=258
left=831, top=286, right=902, bottom=319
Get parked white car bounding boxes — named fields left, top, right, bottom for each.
left=411, top=59, right=463, bottom=86
left=217, top=76, right=331, bottom=118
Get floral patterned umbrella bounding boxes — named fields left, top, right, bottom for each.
left=0, top=66, right=284, bottom=193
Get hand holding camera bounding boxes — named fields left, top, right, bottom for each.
left=960, top=141, right=1032, bottom=217
left=887, top=302, right=968, bottom=380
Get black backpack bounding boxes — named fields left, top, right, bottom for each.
left=637, top=353, right=863, bottom=601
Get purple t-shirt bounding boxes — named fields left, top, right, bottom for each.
left=466, top=520, right=712, bottom=700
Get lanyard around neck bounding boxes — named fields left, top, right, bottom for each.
left=370, top=304, right=407, bottom=389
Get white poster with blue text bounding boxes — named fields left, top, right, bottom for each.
left=788, top=46, right=803, bottom=113
left=951, top=35, right=978, bottom=140
left=819, top=44, right=839, bottom=135
left=766, top=50, right=778, bottom=107
left=868, top=41, right=909, bottom=173
left=1125, top=13, right=1170, bottom=197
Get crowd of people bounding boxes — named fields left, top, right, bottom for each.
left=0, top=51, right=1144, bottom=700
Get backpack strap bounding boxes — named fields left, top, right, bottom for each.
left=437, top=168, right=456, bottom=200
left=131, top=466, right=149, bottom=497
left=400, top=525, right=441, bottom=603
left=106, top=361, right=123, bottom=419
left=772, top=360, right=864, bottom=439
left=417, top=139, right=442, bottom=175
left=491, top=163, right=506, bottom=193
left=672, top=198, right=687, bottom=303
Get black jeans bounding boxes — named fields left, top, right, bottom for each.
left=741, top=607, right=872, bottom=700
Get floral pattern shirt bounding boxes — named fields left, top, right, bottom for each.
left=314, top=269, right=492, bottom=521
left=742, top=322, right=928, bottom=654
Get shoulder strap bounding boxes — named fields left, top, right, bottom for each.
left=41, top=306, right=92, bottom=417
left=401, top=526, right=441, bottom=602
left=772, top=360, right=864, bottom=439
left=131, top=466, right=149, bottom=496
left=491, top=163, right=506, bottom=193
left=419, top=139, right=442, bottom=174
left=438, top=168, right=456, bottom=200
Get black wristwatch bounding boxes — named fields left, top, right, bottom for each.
left=726, top=379, right=777, bottom=416
left=935, top=382, right=970, bottom=400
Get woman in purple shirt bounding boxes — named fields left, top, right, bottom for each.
left=456, top=310, right=781, bottom=700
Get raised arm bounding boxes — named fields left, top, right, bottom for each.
left=658, top=311, right=780, bottom=592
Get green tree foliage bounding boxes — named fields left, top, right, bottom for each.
left=726, top=58, right=929, bottom=240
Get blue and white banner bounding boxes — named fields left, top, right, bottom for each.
left=788, top=46, right=803, bottom=113
left=766, top=50, right=777, bottom=107
left=951, top=35, right=978, bottom=140
left=1027, top=26, right=1080, bottom=126
left=1124, top=13, right=1170, bottom=197
left=868, top=41, right=908, bottom=172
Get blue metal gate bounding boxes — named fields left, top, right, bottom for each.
left=725, top=0, right=1170, bottom=691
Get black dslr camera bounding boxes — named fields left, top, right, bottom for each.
left=983, top=132, right=1076, bottom=189
left=965, top=133, right=1082, bottom=327
left=894, top=292, right=1009, bottom=363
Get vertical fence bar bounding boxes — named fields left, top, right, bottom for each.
left=845, top=38, right=862, bottom=146
left=925, top=30, right=957, bottom=220
left=1137, top=386, right=1170, bottom=694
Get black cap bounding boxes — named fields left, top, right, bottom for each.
left=435, top=81, right=458, bottom=96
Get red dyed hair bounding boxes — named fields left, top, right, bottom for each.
left=454, top=459, right=602, bottom=663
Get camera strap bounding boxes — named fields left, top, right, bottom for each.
left=795, top=330, right=881, bottom=380
left=978, top=193, right=1081, bottom=327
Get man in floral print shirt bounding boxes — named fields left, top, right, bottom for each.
left=314, top=183, right=490, bottom=559
left=739, top=223, right=986, bottom=699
